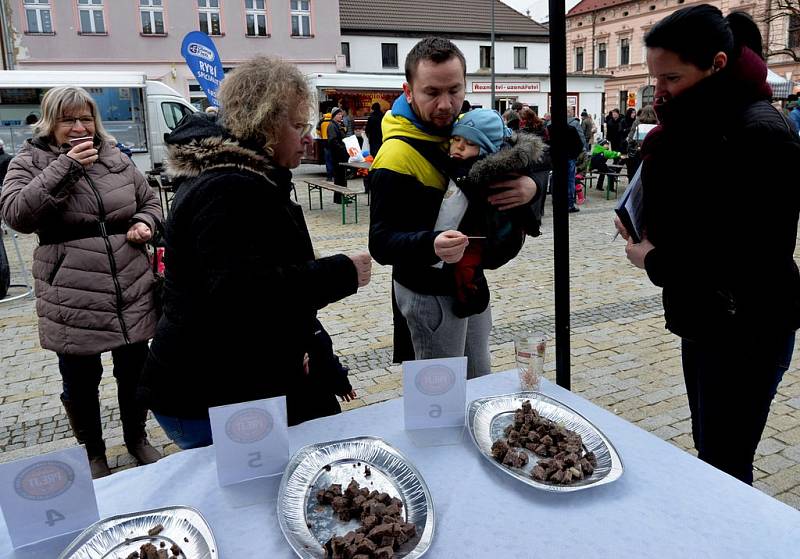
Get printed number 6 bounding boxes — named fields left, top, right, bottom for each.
left=429, top=404, right=442, bottom=418
left=45, top=509, right=65, bottom=527
left=248, top=451, right=263, bottom=468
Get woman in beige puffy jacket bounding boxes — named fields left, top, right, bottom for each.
left=0, top=86, right=162, bottom=478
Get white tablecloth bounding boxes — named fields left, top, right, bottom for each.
left=3, top=371, right=799, bottom=558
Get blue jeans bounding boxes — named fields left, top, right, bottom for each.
left=153, top=413, right=213, bottom=450
left=567, top=158, right=577, bottom=209
left=681, top=331, right=795, bottom=484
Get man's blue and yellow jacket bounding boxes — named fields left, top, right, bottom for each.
left=368, top=95, right=546, bottom=296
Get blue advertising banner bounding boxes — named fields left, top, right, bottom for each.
left=180, top=31, right=224, bottom=107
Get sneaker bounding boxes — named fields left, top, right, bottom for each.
left=568, top=206, right=580, bottom=213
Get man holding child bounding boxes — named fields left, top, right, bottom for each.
left=368, top=37, right=547, bottom=378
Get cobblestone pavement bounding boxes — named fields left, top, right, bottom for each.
left=2, top=166, right=799, bottom=510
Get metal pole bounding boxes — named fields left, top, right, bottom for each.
left=548, top=0, right=571, bottom=390
left=490, top=0, right=495, bottom=110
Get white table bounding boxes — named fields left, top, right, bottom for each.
left=3, top=371, right=799, bottom=558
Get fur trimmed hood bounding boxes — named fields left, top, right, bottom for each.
left=464, top=131, right=546, bottom=186
left=164, top=113, right=274, bottom=181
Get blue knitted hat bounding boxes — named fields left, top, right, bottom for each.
left=451, top=109, right=510, bottom=155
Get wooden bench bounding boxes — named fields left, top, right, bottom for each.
left=584, top=170, right=626, bottom=200
left=303, top=180, right=361, bottom=224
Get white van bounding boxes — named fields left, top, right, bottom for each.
left=0, top=70, right=197, bottom=173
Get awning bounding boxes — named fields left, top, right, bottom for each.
left=767, top=68, right=792, bottom=98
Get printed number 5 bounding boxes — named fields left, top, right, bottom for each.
left=45, top=509, right=65, bottom=527
left=248, top=451, right=263, bottom=468
left=429, top=404, right=442, bottom=418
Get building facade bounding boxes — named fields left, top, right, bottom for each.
left=566, top=0, right=800, bottom=114
left=336, top=0, right=606, bottom=123
left=3, top=0, right=342, bottom=107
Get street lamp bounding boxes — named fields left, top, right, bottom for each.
left=490, top=0, right=496, bottom=110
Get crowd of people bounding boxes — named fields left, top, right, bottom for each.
left=0, top=5, right=798, bottom=490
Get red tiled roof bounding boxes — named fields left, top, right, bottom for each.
left=339, top=0, right=548, bottom=37
left=567, top=0, right=631, bottom=16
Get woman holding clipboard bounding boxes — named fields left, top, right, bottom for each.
left=615, top=5, right=800, bottom=485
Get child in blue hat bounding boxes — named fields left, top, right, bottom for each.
left=434, top=108, right=546, bottom=317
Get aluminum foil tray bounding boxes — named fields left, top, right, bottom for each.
left=468, top=392, right=624, bottom=492
left=58, top=505, right=218, bottom=558
left=278, top=436, right=434, bottom=558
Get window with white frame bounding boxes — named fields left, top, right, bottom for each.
left=290, top=0, right=311, bottom=37
left=341, top=42, right=351, bottom=67
left=78, top=0, right=105, bottom=34
left=598, top=42, right=607, bottom=68
left=620, top=37, right=630, bottom=66
left=479, top=45, right=492, bottom=69
left=198, top=0, right=222, bottom=36
left=140, top=0, right=165, bottom=35
left=23, top=0, right=52, bottom=34
left=382, top=43, right=398, bottom=68
left=245, top=0, right=268, bottom=36
left=514, top=46, right=527, bottom=69
left=790, top=14, right=800, bottom=49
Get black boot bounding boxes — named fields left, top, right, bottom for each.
left=116, top=378, right=161, bottom=465
left=61, top=396, right=111, bottom=479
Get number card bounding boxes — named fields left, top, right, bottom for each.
left=0, top=446, right=98, bottom=549
left=209, top=396, right=289, bottom=487
left=403, top=357, right=467, bottom=431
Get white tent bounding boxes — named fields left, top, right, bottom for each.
left=767, top=68, right=792, bottom=98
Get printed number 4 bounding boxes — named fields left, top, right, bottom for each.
left=429, top=404, right=442, bottom=418
left=45, top=509, right=65, bottom=527
left=248, top=451, right=263, bottom=468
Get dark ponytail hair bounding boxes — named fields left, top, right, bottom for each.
left=644, top=4, right=763, bottom=70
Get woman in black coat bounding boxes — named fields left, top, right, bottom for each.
left=138, top=57, right=372, bottom=449
left=616, top=5, right=800, bottom=484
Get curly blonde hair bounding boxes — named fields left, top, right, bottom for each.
left=218, top=56, right=312, bottom=154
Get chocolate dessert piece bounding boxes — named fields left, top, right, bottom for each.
left=364, top=465, right=372, bottom=477
left=138, top=543, right=159, bottom=559
left=374, top=546, right=394, bottom=559
left=147, top=525, right=164, bottom=537
left=491, top=439, right=510, bottom=461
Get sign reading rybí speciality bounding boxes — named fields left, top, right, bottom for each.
left=0, top=446, right=98, bottom=549
left=180, top=31, right=225, bottom=108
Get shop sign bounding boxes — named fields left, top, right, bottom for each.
left=472, top=82, right=541, bottom=93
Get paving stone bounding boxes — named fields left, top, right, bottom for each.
left=756, top=438, right=786, bottom=456
left=755, top=453, right=795, bottom=475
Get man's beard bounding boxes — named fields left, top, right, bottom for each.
left=411, top=99, right=457, bottom=135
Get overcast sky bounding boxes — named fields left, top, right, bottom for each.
left=500, top=0, right=583, bottom=23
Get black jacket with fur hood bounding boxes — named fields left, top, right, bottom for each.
left=138, top=113, right=358, bottom=424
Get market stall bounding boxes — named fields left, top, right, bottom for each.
left=4, top=371, right=798, bottom=558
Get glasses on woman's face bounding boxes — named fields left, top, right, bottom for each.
left=57, top=116, right=95, bottom=128
left=295, top=122, right=313, bottom=137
